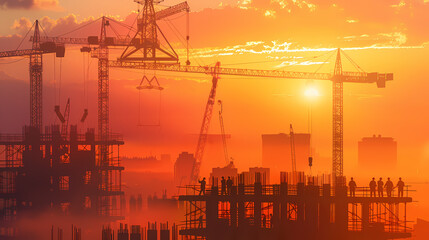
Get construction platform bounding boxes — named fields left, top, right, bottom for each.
left=178, top=173, right=412, bottom=240
left=0, top=125, right=124, bottom=238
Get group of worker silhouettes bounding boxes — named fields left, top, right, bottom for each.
left=198, top=176, right=235, bottom=195
left=199, top=176, right=405, bottom=197
left=348, top=177, right=405, bottom=197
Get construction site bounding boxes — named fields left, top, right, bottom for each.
left=0, top=0, right=420, bottom=240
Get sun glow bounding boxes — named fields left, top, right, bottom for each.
left=304, top=87, right=319, bottom=98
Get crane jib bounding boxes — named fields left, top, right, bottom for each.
left=108, top=61, right=393, bottom=86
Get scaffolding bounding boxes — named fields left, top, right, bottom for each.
left=0, top=125, right=124, bottom=238
left=179, top=172, right=412, bottom=240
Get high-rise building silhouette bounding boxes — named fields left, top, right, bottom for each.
left=358, top=135, right=397, bottom=173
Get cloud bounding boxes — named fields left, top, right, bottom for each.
left=11, top=17, right=33, bottom=35
left=0, top=0, right=33, bottom=9
left=1, top=13, right=142, bottom=51
left=0, top=0, right=60, bottom=10
left=2, top=0, right=429, bottom=53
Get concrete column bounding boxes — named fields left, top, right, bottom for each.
left=254, top=182, right=262, bottom=228
left=362, top=202, right=370, bottom=232
left=335, top=186, right=348, bottom=239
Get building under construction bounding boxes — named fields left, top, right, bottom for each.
left=179, top=173, right=412, bottom=240
left=0, top=125, right=124, bottom=238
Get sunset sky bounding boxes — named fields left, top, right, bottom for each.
left=1, top=0, right=429, bottom=185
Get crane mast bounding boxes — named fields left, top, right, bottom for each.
left=332, top=49, right=344, bottom=184
left=290, top=124, right=297, bottom=184
left=218, top=100, right=229, bottom=165
left=290, top=124, right=297, bottom=174
left=30, top=20, right=43, bottom=131
left=0, top=20, right=64, bottom=132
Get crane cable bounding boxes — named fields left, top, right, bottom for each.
left=56, top=17, right=102, bottom=37
left=163, top=17, right=206, bottom=67
left=15, top=21, right=35, bottom=51
left=313, top=50, right=336, bottom=74
left=58, top=58, right=62, bottom=104
left=340, top=49, right=366, bottom=73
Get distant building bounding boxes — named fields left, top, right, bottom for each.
left=174, top=152, right=196, bottom=187
left=209, top=161, right=238, bottom=185
left=358, top=135, right=397, bottom=173
left=209, top=165, right=270, bottom=185
left=122, top=154, right=172, bottom=171
left=262, top=133, right=310, bottom=182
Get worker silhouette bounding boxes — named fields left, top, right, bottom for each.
left=221, top=177, right=226, bottom=195
left=385, top=177, right=394, bottom=197
left=226, top=177, right=233, bottom=195
left=397, top=177, right=405, bottom=197
left=377, top=178, right=384, bottom=197
left=349, top=177, right=357, bottom=197
left=369, top=178, right=376, bottom=197
left=199, top=177, right=206, bottom=195
left=269, top=213, right=273, bottom=228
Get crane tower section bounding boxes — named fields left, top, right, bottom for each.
left=119, top=0, right=188, bottom=62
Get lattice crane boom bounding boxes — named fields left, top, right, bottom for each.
left=109, top=60, right=392, bottom=85
left=155, top=2, right=190, bottom=20
left=0, top=48, right=56, bottom=58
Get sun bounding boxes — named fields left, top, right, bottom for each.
left=304, top=87, right=319, bottom=98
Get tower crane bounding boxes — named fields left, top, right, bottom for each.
left=30, top=0, right=190, bottom=198
left=33, top=0, right=190, bottom=147
left=0, top=20, right=65, bottom=131
left=111, top=50, right=393, bottom=185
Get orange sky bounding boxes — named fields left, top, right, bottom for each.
left=1, top=1, right=429, bottom=185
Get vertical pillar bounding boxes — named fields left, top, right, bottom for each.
left=305, top=185, right=319, bottom=236
left=237, top=183, right=245, bottom=228
left=335, top=185, right=348, bottom=239
left=145, top=224, right=155, bottom=240
left=280, top=182, right=288, bottom=221
left=254, top=181, right=262, bottom=228
left=320, top=184, right=331, bottom=239
left=160, top=222, right=170, bottom=240
left=362, top=202, right=369, bottom=232
left=297, top=182, right=305, bottom=223
left=230, top=186, right=237, bottom=227
left=206, top=190, right=219, bottom=240
left=118, top=223, right=129, bottom=240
